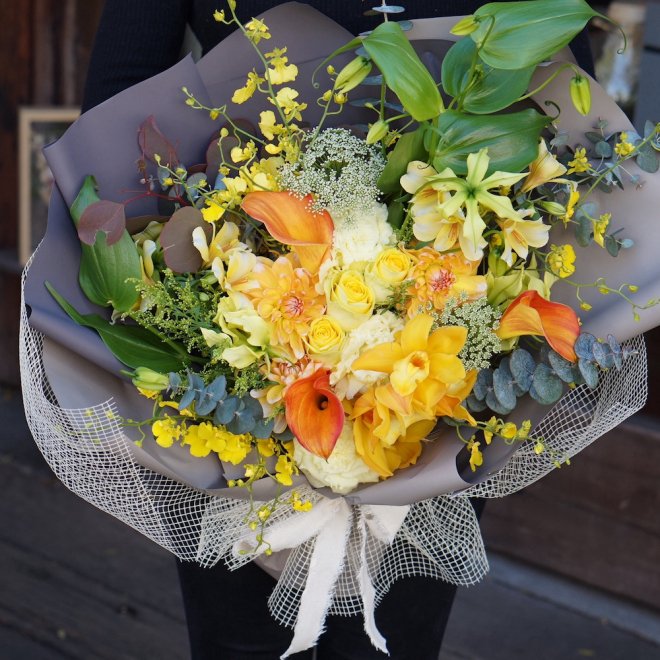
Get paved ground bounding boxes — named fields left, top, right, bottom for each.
left=2, top=386, right=660, bottom=660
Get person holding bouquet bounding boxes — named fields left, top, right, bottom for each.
left=72, top=2, right=596, bottom=658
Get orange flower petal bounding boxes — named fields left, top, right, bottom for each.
left=284, top=369, right=344, bottom=459
left=242, top=191, right=333, bottom=272
left=497, top=290, right=579, bottom=362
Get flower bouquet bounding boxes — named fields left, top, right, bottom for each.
left=21, top=1, right=660, bottom=655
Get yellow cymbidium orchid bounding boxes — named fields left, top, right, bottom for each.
left=349, top=314, right=477, bottom=477
left=352, top=314, right=467, bottom=396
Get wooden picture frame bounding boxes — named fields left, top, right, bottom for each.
left=18, top=106, right=80, bottom=265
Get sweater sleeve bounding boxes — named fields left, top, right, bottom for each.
left=82, top=0, right=190, bottom=112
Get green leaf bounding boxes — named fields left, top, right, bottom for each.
left=604, top=234, right=620, bottom=257
left=378, top=126, right=427, bottom=194
left=386, top=199, right=406, bottom=229
left=594, top=141, right=612, bottom=158
left=70, top=176, right=142, bottom=313
left=636, top=145, right=660, bottom=173
left=431, top=109, right=550, bottom=175
left=575, top=211, right=592, bottom=247
left=362, top=22, right=443, bottom=121
left=441, top=38, right=535, bottom=114
left=471, top=0, right=599, bottom=70
left=46, top=283, right=189, bottom=373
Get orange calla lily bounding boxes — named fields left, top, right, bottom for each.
left=284, top=369, right=344, bottom=459
left=497, top=290, right=580, bottom=362
left=241, top=191, right=333, bottom=273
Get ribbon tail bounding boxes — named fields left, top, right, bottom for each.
left=281, top=500, right=353, bottom=659
left=358, top=511, right=389, bottom=655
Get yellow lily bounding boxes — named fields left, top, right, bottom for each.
left=520, top=139, right=568, bottom=193
left=422, top=149, right=527, bottom=261
left=496, top=217, right=550, bottom=266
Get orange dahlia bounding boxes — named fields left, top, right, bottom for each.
left=405, top=247, right=486, bottom=318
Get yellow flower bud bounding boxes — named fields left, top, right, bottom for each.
left=326, top=65, right=336, bottom=75
left=321, top=89, right=333, bottom=103
left=334, top=92, right=348, bottom=105
left=580, top=302, right=592, bottom=311
left=628, top=284, right=639, bottom=292
left=209, top=109, right=220, bottom=120
left=132, top=367, right=169, bottom=392
left=539, top=201, right=567, bottom=217
left=451, top=15, right=479, bottom=36
left=570, top=74, right=591, bottom=116
left=500, top=423, right=518, bottom=440
left=366, top=119, right=389, bottom=145
left=334, top=56, right=372, bottom=94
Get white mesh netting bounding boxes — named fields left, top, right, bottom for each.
left=20, top=270, right=648, bottom=626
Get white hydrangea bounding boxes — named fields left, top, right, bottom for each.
left=331, top=202, right=394, bottom=266
left=330, top=311, right=404, bottom=400
left=294, top=421, right=380, bottom=494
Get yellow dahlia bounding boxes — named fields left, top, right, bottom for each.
left=246, top=255, right=325, bottom=358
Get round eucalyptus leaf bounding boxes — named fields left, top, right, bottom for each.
left=493, top=361, right=517, bottom=410
left=548, top=350, right=577, bottom=383
left=591, top=340, right=614, bottom=370
left=509, top=348, right=535, bottom=392
left=578, top=358, right=600, bottom=389
left=473, top=369, right=493, bottom=401
left=574, top=333, right=596, bottom=360
left=486, top=390, right=514, bottom=415
left=530, top=363, right=564, bottom=405
left=467, top=394, right=488, bottom=412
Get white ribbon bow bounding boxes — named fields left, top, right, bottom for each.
left=233, top=497, right=410, bottom=658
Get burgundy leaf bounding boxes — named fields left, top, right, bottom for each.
left=138, top=115, right=179, bottom=167
left=78, top=200, right=126, bottom=246
left=159, top=207, right=211, bottom=273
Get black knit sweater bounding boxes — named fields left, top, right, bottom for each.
left=82, top=0, right=594, bottom=112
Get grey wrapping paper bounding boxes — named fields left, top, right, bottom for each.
left=25, top=4, right=660, bottom=506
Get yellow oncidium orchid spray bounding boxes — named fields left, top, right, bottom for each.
left=421, top=148, right=528, bottom=259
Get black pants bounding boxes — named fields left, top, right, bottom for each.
left=177, top=499, right=485, bottom=660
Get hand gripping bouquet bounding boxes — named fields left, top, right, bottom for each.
left=21, top=1, right=660, bottom=655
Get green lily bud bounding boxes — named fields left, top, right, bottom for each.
left=335, top=56, right=372, bottom=94
left=570, top=75, right=591, bottom=116
left=539, top=201, right=567, bottom=217
left=366, top=119, right=389, bottom=145
left=450, top=15, right=479, bottom=36
left=132, top=367, right=169, bottom=392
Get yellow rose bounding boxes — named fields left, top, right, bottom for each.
left=306, top=316, right=345, bottom=360
left=366, top=248, right=412, bottom=303
left=325, top=269, right=375, bottom=330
